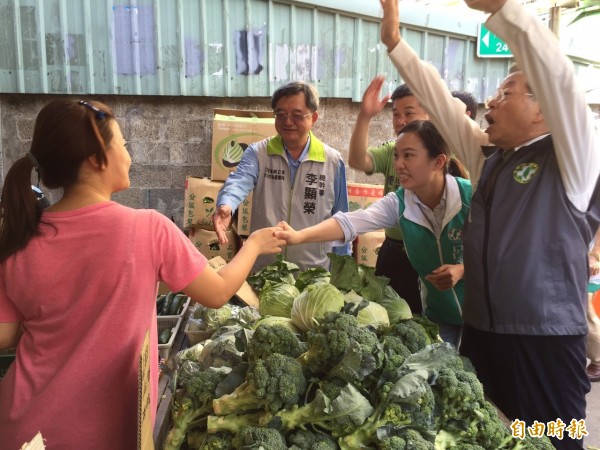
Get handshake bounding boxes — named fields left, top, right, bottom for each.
left=242, top=221, right=304, bottom=257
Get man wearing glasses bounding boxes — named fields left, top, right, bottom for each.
left=213, top=81, right=349, bottom=272
left=380, top=0, right=599, bottom=449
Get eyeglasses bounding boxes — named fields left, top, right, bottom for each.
left=79, top=100, right=107, bottom=119
left=484, top=88, right=535, bottom=108
left=274, top=112, right=311, bottom=123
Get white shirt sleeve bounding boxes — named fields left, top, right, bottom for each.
left=333, top=193, right=400, bottom=243
left=487, top=0, right=600, bottom=212
left=387, top=40, right=490, bottom=186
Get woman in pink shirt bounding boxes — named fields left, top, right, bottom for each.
left=0, top=99, right=285, bottom=449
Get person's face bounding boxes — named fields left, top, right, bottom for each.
left=273, top=93, right=317, bottom=148
left=393, top=131, right=445, bottom=192
left=392, top=95, right=429, bottom=134
left=105, top=120, right=132, bottom=192
left=484, top=71, right=541, bottom=149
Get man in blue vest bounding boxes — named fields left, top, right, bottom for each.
left=380, top=0, right=600, bottom=449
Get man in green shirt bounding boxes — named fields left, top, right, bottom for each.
left=348, top=76, right=429, bottom=314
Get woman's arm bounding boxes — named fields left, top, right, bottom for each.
left=0, top=322, right=21, bottom=349
left=275, top=218, right=345, bottom=246
left=182, top=226, right=286, bottom=308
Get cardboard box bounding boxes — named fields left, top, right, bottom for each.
left=347, top=182, right=385, bottom=212
left=235, top=191, right=253, bottom=236
left=183, top=177, right=224, bottom=230
left=207, top=256, right=259, bottom=308
left=189, top=228, right=237, bottom=262
left=354, top=230, right=386, bottom=267
left=211, top=109, right=277, bottom=181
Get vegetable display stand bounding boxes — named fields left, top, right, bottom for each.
left=157, top=293, right=191, bottom=318
left=184, top=320, right=214, bottom=346
left=157, top=317, right=183, bottom=359
left=0, top=348, right=16, bottom=379
left=154, top=316, right=190, bottom=449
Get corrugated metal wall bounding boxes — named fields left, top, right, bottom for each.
left=1, top=0, right=595, bottom=102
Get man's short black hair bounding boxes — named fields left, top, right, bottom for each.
left=390, top=83, right=413, bottom=102
left=451, top=90, right=478, bottom=120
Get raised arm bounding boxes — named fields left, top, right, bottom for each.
left=348, top=76, right=391, bottom=173
left=480, top=0, right=600, bottom=211
left=380, top=0, right=489, bottom=184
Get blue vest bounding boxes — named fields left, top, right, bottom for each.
left=463, top=135, right=600, bottom=335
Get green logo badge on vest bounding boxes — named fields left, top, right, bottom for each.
left=513, top=163, right=539, bottom=184
left=447, top=227, right=462, bottom=241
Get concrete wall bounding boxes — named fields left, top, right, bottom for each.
left=0, top=94, right=396, bottom=227
left=5, top=95, right=596, bottom=229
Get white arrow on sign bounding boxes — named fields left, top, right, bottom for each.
left=482, top=31, right=490, bottom=48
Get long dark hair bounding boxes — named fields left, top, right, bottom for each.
left=0, top=99, right=115, bottom=261
left=398, top=120, right=469, bottom=179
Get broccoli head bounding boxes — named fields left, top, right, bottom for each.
left=434, top=367, right=485, bottom=423
left=433, top=377, right=512, bottom=450
left=246, top=323, right=307, bottom=361
left=163, top=366, right=227, bottom=450
left=380, top=335, right=412, bottom=382
left=340, top=371, right=435, bottom=449
left=514, top=434, right=557, bottom=450
left=411, top=315, right=441, bottom=344
left=387, top=319, right=430, bottom=353
left=263, top=382, right=373, bottom=438
left=212, top=352, right=307, bottom=415
left=377, top=428, right=436, bottom=450
left=231, top=426, right=287, bottom=450
left=286, top=428, right=339, bottom=450
left=299, top=312, right=384, bottom=383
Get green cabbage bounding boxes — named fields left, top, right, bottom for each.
left=291, top=283, right=345, bottom=332
left=252, top=315, right=301, bottom=334
left=258, top=281, right=300, bottom=318
left=344, top=290, right=364, bottom=304
left=295, top=267, right=330, bottom=292
left=378, top=286, right=413, bottom=324
left=359, top=266, right=390, bottom=302
left=356, top=301, right=390, bottom=328
left=328, top=253, right=363, bottom=292
left=247, top=254, right=299, bottom=291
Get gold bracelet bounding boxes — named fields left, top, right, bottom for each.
left=590, top=252, right=600, bottom=261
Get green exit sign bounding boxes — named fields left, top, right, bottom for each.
left=477, top=24, right=513, bottom=58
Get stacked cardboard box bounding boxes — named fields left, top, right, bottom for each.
left=347, top=182, right=385, bottom=211
left=347, top=182, right=385, bottom=268
left=183, top=110, right=276, bottom=261
left=354, top=231, right=386, bottom=267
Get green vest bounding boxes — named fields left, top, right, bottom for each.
left=396, top=176, right=472, bottom=325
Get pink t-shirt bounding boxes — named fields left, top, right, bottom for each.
left=0, top=202, right=207, bottom=449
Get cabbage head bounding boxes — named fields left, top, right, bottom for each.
left=291, top=283, right=345, bottom=332
left=378, top=286, right=413, bottom=324
left=258, top=281, right=299, bottom=318
left=252, top=315, right=301, bottom=334
left=356, top=301, right=390, bottom=329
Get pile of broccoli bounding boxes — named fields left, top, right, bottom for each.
left=163, top=256, right=556, bottom=449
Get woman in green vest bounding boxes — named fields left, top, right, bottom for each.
left=276, top=120, right=471, bottom=347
